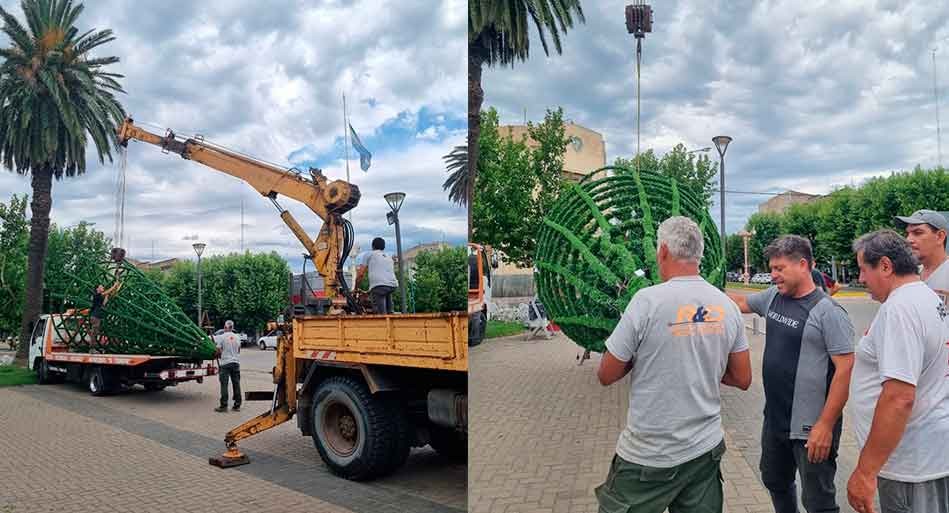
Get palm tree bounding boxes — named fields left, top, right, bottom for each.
left=442, top=144, right=468, bottom=208
left=0, top=0, right=126, bottom=363
left=468, top=0, right=585, bottom=238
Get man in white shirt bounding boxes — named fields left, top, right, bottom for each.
left=595, top=216, right=751, bottom=513
left=213, top=320, right=242, bottom=413
left=847, top=230, right=949, bottom=513
left=896, top=209, right=949, bottom=305
left=356, top=237, right=399, bottom=314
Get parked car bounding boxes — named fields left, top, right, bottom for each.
left=213, top=329, right=250, bottom=347
left=751, top=273, right=772, bottom=284
left=258, top=329, right=283, bottom=350
left=726, top=271, right=742, bottom=282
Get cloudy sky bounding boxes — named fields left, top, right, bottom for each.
left=483, top=0, right=949, bottom=234
left=0, top=0, right=465, bottom=271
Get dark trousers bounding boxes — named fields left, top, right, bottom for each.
left=760, top=423, right=840, bottom=513
left=371, top=285, right=396, bottom=314
left=595, top=440, right=726, bottom=513
left=219, top=362, right=241, bottom=408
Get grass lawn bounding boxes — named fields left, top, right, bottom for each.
left=486, top=320, right=524, bottom=339
left=0, top=365, right=37, bottom=387
left=726, top=282, right=770, bottom=290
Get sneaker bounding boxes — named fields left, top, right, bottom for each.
left=232, top=405, right=241, bottom=412
left=214, top=406, right=227, bottom=413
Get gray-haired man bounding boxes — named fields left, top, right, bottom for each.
left=596, top=216, right=751, bottom=513
left=728, top=235, right=855, bottom=513
left=847, top=230, right=949, bottom=513
left=214, top=320, right=242, bottom=413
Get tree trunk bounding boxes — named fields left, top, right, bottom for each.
left=15, top=166, right=53, bottom=365
left=468, top=44, right=485, bottom=241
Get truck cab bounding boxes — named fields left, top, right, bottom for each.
left=467, top=243, right=497, bottom=346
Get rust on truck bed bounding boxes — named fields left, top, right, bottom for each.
left=292, top=311, right=467, bottom=372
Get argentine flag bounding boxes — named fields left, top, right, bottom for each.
left=349, top=124, right=372, bottom=172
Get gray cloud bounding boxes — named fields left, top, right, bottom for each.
left=482, top=0, right=949, bottom=233
left=0, top=0, right=466, bottom=265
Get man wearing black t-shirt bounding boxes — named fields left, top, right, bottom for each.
left=729, top=236, right=855, bottom=513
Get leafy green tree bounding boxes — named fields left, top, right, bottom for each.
left=616, top=144, right=717, bottom=208
left=43, top=221, right=111, bottom=313
left=724, top=233, right=745, bottom=275
left=468, top=0, right=585, bottom=237
left=411, top=246, right=466, bottom=312
left=0, top=194, right=28, bottom=337
left=165, top=252, right=290, bottom=334
left=746, top=212, right=784, bottom=272
left=473, top=107, right=568, bottom=266
left=0, top=0, right=126, bottom=361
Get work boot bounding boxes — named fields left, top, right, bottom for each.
left=214, top=406, right=227, bottom=413
left=232, top=404, right=241, bottom=412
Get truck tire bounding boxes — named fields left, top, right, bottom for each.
left=87, top=367, right=118, bottom=396
left=311, top=376, right=409, bottom=480
left=468, top=311, right=486, bottom=347
left=429, top=426, right=467, bottom=462
left=36, top=359, right=52, bottom=384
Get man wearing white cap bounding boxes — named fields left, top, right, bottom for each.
left=895, top=209, right=949, bottom=304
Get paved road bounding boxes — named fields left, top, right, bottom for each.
left=0, top=345, right=465, bottom=513
left=469, top=294, right=882, bottom=513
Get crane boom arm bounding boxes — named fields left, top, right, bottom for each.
left=116, top=117, right=361, bottom=306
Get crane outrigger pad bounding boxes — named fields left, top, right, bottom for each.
left=209, top=447, right=250, bottom=468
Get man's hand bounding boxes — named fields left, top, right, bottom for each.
left=805, top=421, right=833, bottom=463
left=847, top=467, right=878, bottom=513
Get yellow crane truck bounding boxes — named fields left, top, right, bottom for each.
left=117, top=118, right=467, bottom=480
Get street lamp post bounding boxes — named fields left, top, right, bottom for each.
left=384, top=192, right=407, bottom=313
left=193, top=242, right=206, bottom=327
left=738, top=229, right=755, bottom=285
left=713, top=135, right=732, bottom=288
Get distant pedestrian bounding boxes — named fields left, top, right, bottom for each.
left=596, top=216, right=751, bottom=513
left=214, top=320, right=242, bottom=413
left=811, top=260, right=842, bottom=296
left=728, top=235, right=855, bottom=513
left=847, top=230, right=949, bottom=513
left=896, top=209, right=949, bottom=304
left=356, top=237, right=399, bottom=314
left=89, top=281, right=121, bottom=351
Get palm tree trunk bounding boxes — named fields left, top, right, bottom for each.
left=468, top=43, right=485, bottom=241
left=15, top=166, right=53, bottom=365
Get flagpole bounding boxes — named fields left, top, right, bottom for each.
left=343, top=93, right=352, bottom=185
left=342, top=92, right=353, bottom=225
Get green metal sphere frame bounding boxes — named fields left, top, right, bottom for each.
left=535, top=166, right=724, bottom=353
left=47, top=256, right=216, bottom=360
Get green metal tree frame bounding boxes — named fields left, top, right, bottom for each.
left=535, top=167, right=723, bottom=352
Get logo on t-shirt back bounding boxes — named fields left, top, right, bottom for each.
left=668, top=305, right=726, bottom=336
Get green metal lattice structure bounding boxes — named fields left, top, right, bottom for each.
left=535, top=167, right=723, bottom=352
left=47, top=251, right=216, bottom=360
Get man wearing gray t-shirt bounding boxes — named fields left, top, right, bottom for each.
left=729, top=235, right=855, bottom=513
left=847, top=230, right=949, bottom=513
left=595, top=216, right=751, bottom=513
left=896, top=209, right=949, bottom=305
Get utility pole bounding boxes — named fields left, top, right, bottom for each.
left=935, top=48, right=943, bottom=168
left=240, top=197, right=244, bottom=252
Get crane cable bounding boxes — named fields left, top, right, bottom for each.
left=113, top=147, right=128, bottom=251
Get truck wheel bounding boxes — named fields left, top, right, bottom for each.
left=311, top=376, right=408, bottom=480
left=87, top=367, right=118, bottom=396
left=36, top=359, right=52, bottom=384
left=468, top=311, right=486, bottom=347
left=429, top=426, right=467, bottom=462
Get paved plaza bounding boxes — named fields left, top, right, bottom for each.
left=0, top=347, right=465, bottom=513
left=469, top=295, right=880, bottom=513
